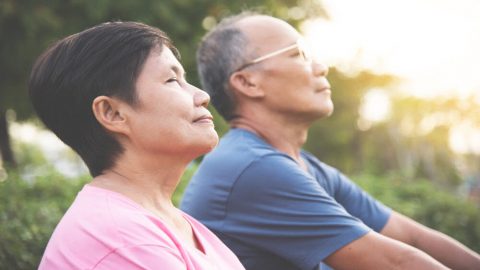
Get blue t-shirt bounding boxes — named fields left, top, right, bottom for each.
left=181, top=128, right=391, bottom=270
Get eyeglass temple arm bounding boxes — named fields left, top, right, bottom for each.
left=250, top=43, right=299, bottom=64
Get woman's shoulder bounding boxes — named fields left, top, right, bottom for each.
left=41, top=185, right=183, bottom=268
left=54, top=185, right=180, bottom=249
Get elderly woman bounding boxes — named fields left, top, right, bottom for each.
left=29, top=21, right=245, bottom=269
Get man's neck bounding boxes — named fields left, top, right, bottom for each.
left=230, top=113, right=311, bottom=165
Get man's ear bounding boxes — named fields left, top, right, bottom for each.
left=229, top=71, right=265, bottom=98
left=92, top=96, right=130, bottom=135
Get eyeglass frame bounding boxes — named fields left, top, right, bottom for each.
left=233, top=38, right=312, bottom=73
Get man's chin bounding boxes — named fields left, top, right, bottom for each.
left=317, top=104, right=334, bottom=119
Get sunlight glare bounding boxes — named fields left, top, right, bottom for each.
left=357, top=88, right=391, bottom=130
left=449, top=123, right=480, bottom=155
left=302, top=0, right=480, bottom=98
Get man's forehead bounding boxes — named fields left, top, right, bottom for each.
left=236, top=15, right=285, bottom=28
left=236, top=15, right=299, bottom=43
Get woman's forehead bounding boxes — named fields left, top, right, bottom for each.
left=145, top=46, right=184, bottom=75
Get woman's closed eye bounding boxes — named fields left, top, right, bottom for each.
left=166, top=77, right=180, bottom=84
left=166, top=72, right=187, bottom=84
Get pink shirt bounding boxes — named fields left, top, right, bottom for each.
left=39, top=185, right=245, bottom=270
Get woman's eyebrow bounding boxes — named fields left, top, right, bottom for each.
left=170, top=65, right=187, bottom=79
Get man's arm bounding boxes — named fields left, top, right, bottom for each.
left=324, top=231, right=449, bottom=270
left=325, top=167, right=479, bottom=269
left=380, top=211, right=480, bottom=270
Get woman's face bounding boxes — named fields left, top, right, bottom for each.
left=124, top=45, right=218, bottom=159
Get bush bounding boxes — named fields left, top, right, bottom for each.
left=173, top=162, right=198, bottom=206
left=0, top=168, right=88, bottom=270
left=353, top=173, right=480, bottom=252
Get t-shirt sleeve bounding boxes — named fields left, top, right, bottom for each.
left=93, top=245, right=186, bottom=270
left=329, top=170, right=391, bottom=232
left=222, top=154, right=371, bottom=270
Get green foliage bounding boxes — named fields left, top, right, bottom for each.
left=172, top=162, right=198, bottom=206
left=353, top=173, right=480, bottom=252
left=0, top=136, right=88, bottom=269
left=0, top=168, right=88, bottom=270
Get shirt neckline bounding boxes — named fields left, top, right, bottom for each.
left=231, top=128, right=314, bottom=175
left=82, top=184, right=209, bottom=256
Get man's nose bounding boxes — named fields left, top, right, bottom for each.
left=312, top=61, right=329, bottom=77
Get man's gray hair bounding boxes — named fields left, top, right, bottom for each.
left=196, top=12, right=256, bottom=121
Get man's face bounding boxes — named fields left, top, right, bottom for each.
left=236, top=16, right=333, bottom=123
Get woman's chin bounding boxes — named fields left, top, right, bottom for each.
left=189, top=132, right=219, bottom=157
left=202, top=132, right=219, bottom=153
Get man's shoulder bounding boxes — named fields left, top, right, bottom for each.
left=199, top=129, right=281, bottom=173
left=301, top=150, right=342, bottom=177
left=181, top=129, right=299, bottom=220
left=214, top=129, right=277, bottom=156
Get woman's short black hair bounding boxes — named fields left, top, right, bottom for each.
left=29, top=21, right=179, bottom=176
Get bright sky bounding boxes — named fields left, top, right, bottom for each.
left=303, top=0, right=480, bottom=98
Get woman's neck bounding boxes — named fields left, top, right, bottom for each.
left=90, top=154, right=188, bottom=215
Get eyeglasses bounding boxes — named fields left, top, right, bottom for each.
left=234, top=38, right=312, bottom=72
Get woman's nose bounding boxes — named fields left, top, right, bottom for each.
left=192, top=85, right=210, bottom=108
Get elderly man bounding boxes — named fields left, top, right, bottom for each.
left=181, top=13, right=480, bottom=270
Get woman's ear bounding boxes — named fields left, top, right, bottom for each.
left=92, top=96, right=130, bottom=135
left=229, top=71, right=265, bottom=98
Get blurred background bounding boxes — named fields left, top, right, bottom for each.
left=1, top=0, right=479, bottom=268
